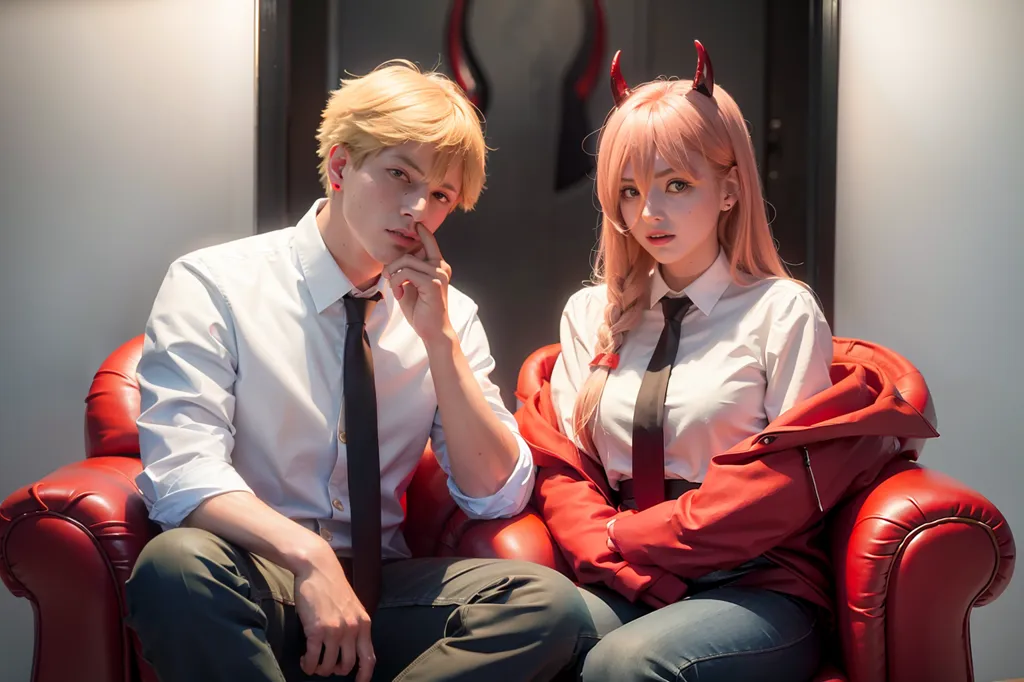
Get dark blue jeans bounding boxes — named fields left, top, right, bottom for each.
left=576, top=584, right=823, bottom=682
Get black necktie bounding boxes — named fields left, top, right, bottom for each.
left=631, top=296, right=691, bottom=511
left=342, top=293, right=383, bottom=612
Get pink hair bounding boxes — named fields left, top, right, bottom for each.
left=571, top=78, right=791, bottom=454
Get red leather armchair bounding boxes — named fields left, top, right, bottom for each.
left=0, top=336, right=1015, bottom=682
left=0, top=337, right=564, bottom=682
left=516, top=338, right=1016, bottom=682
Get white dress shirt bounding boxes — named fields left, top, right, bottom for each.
left=136, top=200, right=535, bottom=558
left=550, top=250, right=833, bottom=488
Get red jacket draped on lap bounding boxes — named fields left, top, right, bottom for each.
left=515, top=350, right=939, bottom=616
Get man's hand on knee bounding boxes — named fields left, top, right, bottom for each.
left=294, top=546, right=376, bottom=680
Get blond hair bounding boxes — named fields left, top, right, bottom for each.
left=315, top=60, right=486, bottom=211
left=572, top=79, right=791, bottom=454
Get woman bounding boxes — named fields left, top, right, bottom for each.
left=517, top=43, right=937, bottom=682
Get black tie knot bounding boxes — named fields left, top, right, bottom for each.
left=344, top=293, right=382, bottom=326
left=661, top=296, right=691, bottom=323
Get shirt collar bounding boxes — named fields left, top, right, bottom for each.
left=294, top=199, right=388, bottom=314
left=649, top=249, right=732, bottom=317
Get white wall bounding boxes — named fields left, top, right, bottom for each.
left=0, top=1, right=256, bottom=678
left=835, top=1, right=1023, bottom=679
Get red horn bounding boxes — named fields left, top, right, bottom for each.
left=692, top=40, right=714, bottom=98
left=609, top=49, right=631, bottom=107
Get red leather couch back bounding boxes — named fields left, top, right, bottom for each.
left=85, top=336, right=144, bottom=459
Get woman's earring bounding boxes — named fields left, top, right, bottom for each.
left=332, top=182, right=341, bottom=191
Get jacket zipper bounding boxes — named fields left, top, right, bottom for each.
left=801, top=446, right=824, bottom=512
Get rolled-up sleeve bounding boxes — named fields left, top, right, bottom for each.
left=429, top=310, right=535, bottom=519
left=135, top=258, right=253, bottom=529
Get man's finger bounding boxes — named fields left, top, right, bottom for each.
left=415, top=223, right=443, bottom=264
left=336, top=632, right=358, bottom=677
left=316, top=640, right=340, bottom=677
left=301, top=636, right=323, bottom=676
left=354, top=628, right=377, bottom=682
left=384, top=255, right=439, bottom=280
left=390, top=268, right=443, bottom=297
left=390, top=266, right=448, bottom=291
left=391, top=278, right=420, bottom=307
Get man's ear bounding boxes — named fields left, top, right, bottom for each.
left=327, top=145, right=349, bottom=190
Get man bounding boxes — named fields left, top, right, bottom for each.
left=125, top=60, right=593, bottom=682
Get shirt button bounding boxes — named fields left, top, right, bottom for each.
left=332, top=499, right=345, bottom=512
left=338, top=429, right=347, bottom=444
left=320, top=527, right=333, bottom=542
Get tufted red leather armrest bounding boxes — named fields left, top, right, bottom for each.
left=438, top=507, right=571, bottom=577
left=830, top=459, right=1015, bottom=682
left=0, top=456, right=157, bottom=682
left=404, top=450, right=570, bottom=575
